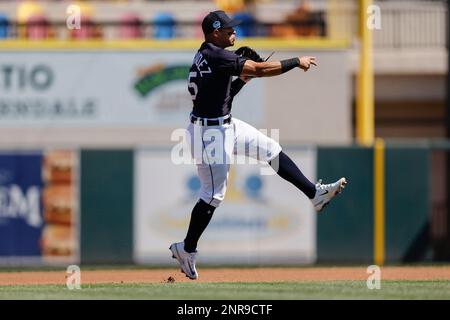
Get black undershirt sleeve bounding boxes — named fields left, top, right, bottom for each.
left=230, top=78, right=246, bottom=97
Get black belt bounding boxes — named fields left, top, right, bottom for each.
left=190, top=115, right=231, bottom=126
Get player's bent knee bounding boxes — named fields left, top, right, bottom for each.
left=200, top=196, right=222, bottom=208
left=266, top=143, right=282, bottom=162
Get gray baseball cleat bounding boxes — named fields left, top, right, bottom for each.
left=169, top=242, right=198, bottom=280
left=311, top=177, right=347, bottom=212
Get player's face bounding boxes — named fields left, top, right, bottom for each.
left=215, top=28, right=236, bottom=47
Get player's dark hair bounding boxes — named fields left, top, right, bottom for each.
left=280, top=57, right=300, bottom=73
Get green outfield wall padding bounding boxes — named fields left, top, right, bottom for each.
left=80, top=150, right=133, bottom=264
left=317, top=147, right=374, bottom=263
left=385, top=146, right=430, bottom=262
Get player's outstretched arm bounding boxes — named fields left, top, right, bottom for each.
left=241, top=56, right=317, bottom=78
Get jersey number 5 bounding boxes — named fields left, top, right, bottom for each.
left=188, top=72, right=198, bottom=101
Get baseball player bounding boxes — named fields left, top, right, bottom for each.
left=170, top=10, right=347, bottom=280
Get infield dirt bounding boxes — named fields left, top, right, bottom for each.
left=0, top=266, right=449, bottom=285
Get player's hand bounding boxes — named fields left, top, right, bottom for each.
left=299, top=56, right=317, bottom=72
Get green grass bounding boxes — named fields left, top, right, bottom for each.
left=0, top=281, right=449, bottom=300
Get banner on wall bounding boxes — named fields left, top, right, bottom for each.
left=0, top=52, right=264, bottom=128
left=0, top=152, right=43, bottom=257
left=134, top=147, right=317, bottom=265
left=0, top=150, right=79, bottom=265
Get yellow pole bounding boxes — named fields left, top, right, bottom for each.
left=374, top=138, right=385, bottom=266
left=356, top=0, right=375, bottom=146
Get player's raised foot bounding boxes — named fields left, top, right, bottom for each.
left=169, top=242, right=198, bottom=280
left=311, top=177, right=347, bottom=212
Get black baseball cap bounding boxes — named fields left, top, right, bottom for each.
left=201, top=10, right=241, bottom=35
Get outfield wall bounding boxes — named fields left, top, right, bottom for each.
left=0, top=144, right=431, bottom=266
left=0, top=41, right=435, bottom=265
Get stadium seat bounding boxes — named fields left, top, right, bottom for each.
left=233, top=11, right=256, bottom=38
left=67, top=1, right=102, bottom=40
left=69, top=16, right=102, bottom=40
left=195, top=11, right=209, bottom=38
left=17, top=0, right=44, bottom=38
left=153, top=12, right=175, bottom=39
left=119, top=13, right=142, bottom=39
left=26, top=15, right=51, bottom=39
left=0, top=14, right=9, bottom=39
left=215, top=0, right=245, bottom=14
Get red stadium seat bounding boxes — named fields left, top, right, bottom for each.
left=69, top=15, right=102, bottom=40
left=26, top=15, right=51, bottom=39
left=195, top=11, right=209, bottom=38
left=119, top=13, right=143, bottom=39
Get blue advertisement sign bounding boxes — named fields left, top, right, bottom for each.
left=0, top=153, right=44, bottom=256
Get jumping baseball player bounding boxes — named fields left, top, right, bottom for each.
left=170, top=10, right=347, bottom=280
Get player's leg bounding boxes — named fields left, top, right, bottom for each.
left=170, top=123, right=231, bottom=279
left=170, top=178, right=219, bottom=280
left=184, top=161, right=229, bottom=252
left=232, top=118, right=346, bottom=211
left=269, top=151, right=346, bottom=210
left=269, top=149, right=347, bottom=211
left=232, top=118, right=314, bottom=196
left=269, top=151, right=316, bottom=199
left=183, top=198, right=216, bottom=253
left=232, top=117, right=282, bottom=162
left=184, top=123, right=232, bottom=251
